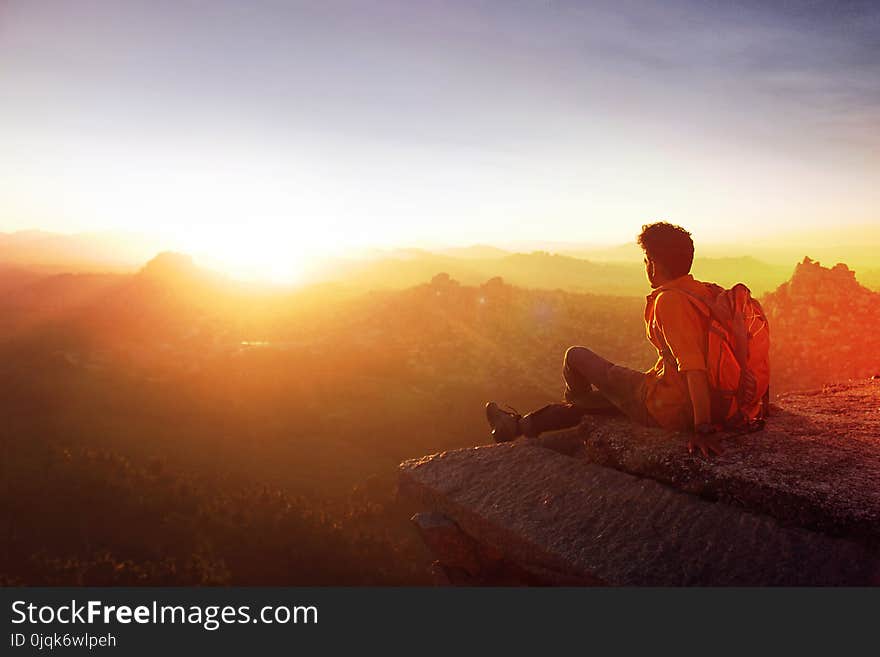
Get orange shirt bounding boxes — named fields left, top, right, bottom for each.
left=643, top=274, right=714, bottom=430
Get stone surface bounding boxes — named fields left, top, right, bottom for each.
left=410, top=510, right=601, bottom=586
left=400, top=442, right=878, bottom=585
left=399, top=380, right=880, bottom=585
left=573, top=380, right=880, bottom=545
left=411, top=512, right=483, bottom=577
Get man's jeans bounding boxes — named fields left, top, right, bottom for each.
left=520, top=346, right=652, bottom=438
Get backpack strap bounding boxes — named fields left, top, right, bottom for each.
left=652, top=287, right=713, bottom=359
left=659, top=287, right=713, bottom=319
left=664, top=287, right=751, bottom=372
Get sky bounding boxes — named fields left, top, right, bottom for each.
left=1, top=0, right=878, bottom=278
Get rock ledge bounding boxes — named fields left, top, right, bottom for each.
left=399, top=380, right=880, bottom=585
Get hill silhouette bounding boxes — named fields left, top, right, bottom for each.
left=308, top=250, right=798, bottom=296
left=4, top=230, right=879, bottom=296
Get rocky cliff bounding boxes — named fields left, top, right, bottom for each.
left=399, top=379, right=880, bottom=585
left=763, top=257, right=880, bottom=393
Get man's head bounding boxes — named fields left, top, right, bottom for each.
left=637, top=222, right=694, bottom=288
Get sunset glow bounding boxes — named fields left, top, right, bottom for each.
left=2, top=0, right=878, bottom=277
left=3, top=0, right=880, bottom=599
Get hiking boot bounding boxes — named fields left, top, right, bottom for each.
left=485, top=402, right=522, bottom=443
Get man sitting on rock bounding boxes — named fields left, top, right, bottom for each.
left=486, top=221, right=725, bottom=457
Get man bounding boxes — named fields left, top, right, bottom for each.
left=485, top=221, right=724, bottom=457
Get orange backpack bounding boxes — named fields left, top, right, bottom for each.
left=670, top=283, right=771, bottom=429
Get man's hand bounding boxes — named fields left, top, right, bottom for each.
left=688, top=424, right=724, bottom=458
left=684, top=370, right=713, bottom=428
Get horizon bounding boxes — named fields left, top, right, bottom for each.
left=2, top=1, right=879, bottom=282
left=2, top=225, right=880, bottom=296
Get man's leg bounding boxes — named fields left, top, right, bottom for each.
left=562, top=346, right=619, bottom=403
left=518, top=347, right=621, bottom=438
left=517, top=402, right=586, bottom=438
left=487, top=400, right=588, bottom=442
left=486, top=346, right=649, bottom=442
left=563, top=345, right=652, bottom=426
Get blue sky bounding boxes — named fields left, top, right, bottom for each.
left=1, top=0, right=878, bottom=275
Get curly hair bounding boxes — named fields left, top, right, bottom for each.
left=637, top=222, right=694, bottom=279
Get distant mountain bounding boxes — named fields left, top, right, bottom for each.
left=690, top=256, right=792, bottom=296
left=560, top=242, right=643, bottom=262
left=3, top=228, right=878, bottom=292
left=493, top=252, right=641, bottom=295
left=306, top=250, right=644, bottom=295
left=712, top=243, right=880, bottom=271
left=73, top=252, right=241, bottom=342
left=307, top=250, right=800, bottom=297
left=3, top=225, right=879, bottom=302
left=435, top=244, right=510, bottom=259
left=0, top=230, right=169, bottom=272
left=139, top=251, right=207, bottom=283
left=562, top=225, right=880, bottom=271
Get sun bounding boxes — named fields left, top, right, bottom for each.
left=173, top=228, right=319, bottom=285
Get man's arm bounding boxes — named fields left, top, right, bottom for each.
left=685, top=369, right=711, bottom=426
left=653, top=292, right=724, bottom=457
left=685, top=370, right=723, bottom=457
